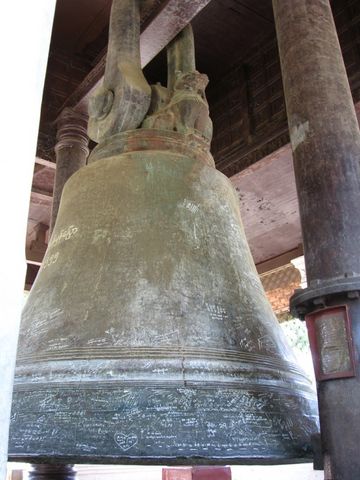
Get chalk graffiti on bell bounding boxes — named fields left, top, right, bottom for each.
left=180, top=198, right=199, bottom=213
left=51, top=225, right=78, bottom=247
left=114, top=432, right=138, bottom=451
left=42, top=251, right=59, bottom=269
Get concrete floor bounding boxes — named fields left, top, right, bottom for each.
left=8, top=463, right=324, bottom=480
left=76, top=464, right=324, bottom=479
left=77, top=464, right=324, bottom=480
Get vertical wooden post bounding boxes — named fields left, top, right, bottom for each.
left=51, top=108, right=89, bottom=234
left=273, top=0, right=360, bottom=478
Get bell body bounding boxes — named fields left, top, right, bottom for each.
left=9, top=130, right=318, bottom=464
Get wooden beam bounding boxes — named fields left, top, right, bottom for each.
left=256, top=245, right=304, bottom=275
left=62, top=0, right=213, bottom=112
left=31, top=188, right=52, bottom=200
left=26, top=251, right=43, bottom=266
left=35, top=156, right=56, bottom=169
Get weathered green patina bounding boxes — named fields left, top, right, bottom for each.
left=9, top=0, right=318, bottom=465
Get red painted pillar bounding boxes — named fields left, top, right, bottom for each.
left=162, top=468, right=192, bottom=480
left=162, top=467, right=231, bottom=480
left=192, top=466, right=231, bottom=480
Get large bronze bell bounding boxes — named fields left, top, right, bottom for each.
left=9, top=1, right=318, bottom=466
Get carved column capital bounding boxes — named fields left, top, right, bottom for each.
left=51, top=107, right=90, bottom=234
left=55, top=107, right=89, bottom=156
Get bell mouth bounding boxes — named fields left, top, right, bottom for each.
left=10, top=346, right=318, bottom=465
left=88, top=129, right=215, bottom=167
left=9, top=379, right=317, bottom=465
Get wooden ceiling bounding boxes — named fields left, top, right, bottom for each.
left=144, top=0, right=275, bottom=84
left=39, top=0, right=275, bottom=141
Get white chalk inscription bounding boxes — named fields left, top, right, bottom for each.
left=114, top=432, right=138, bottom=451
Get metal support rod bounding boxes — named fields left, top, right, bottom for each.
left=273, top=0, right=360, bottom=478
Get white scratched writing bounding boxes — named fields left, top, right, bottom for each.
left=51, top=225, right=78, bottom=247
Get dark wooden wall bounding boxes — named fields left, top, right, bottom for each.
left=37, top=0, right=360, bottom=177
left=209, top=0, right=360, bottom=176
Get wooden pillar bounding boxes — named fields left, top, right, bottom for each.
left=51, top=108, right=89, bottom=233
left=28, top=465, right=76, bottom=480
left=35, top=116, right=87, bottom=480
left=273, top=0, right=360, bottom=479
